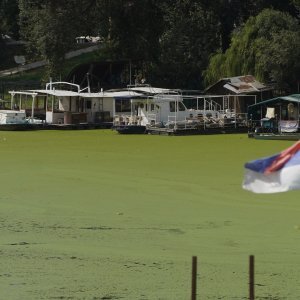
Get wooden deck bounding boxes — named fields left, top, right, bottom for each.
left=146, top=125, right=249, bottom=136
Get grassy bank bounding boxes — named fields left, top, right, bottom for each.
left=0, top=130, right=299, bottom=299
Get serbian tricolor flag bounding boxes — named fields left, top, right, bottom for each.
left=243, top=141, right=300, bottom=193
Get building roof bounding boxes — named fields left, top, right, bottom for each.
left=206, top=75, right=273, bottom=94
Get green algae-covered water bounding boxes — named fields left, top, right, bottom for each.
left=0, top=130, right=299, bottom=299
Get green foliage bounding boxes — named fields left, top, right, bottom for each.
left=204, top=9, right=300, bottom=92
left=0, top=0, right=19, bottom=66
left=19, top=0, right=92, bottom=81
left=203, top=52, right=226, bottom=87
left=0, top=51, right=101, bottom=84
left=94, top=0, right=164, bottom=81
left=255, top=30, right=300, bottom=90
left=2, top=0, right=300, bottom=89
left=0, top=36, right=5, bottom=68
left=292, top=0, right=300, bottom=12
left=0, top=0, right=19, bottom=39
left=153, top=0, right=220, bottom=89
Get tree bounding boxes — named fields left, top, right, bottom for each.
left=0, top=0, right=20, bottom=67
left=204, top=9, right=300, bottom=92
left=293, top=0, right=300, bottom=13
left=205, top=0, right=298, bottom=52
left=0, top=1, right=7, bottom=66
left=0, top=0, right=19, bottom=39
left=151, top=0, right=220, bottom=89
left=94, top=0, right=164, bottom=82
left=18, top=0, right=164, bottom=81
left=19, top=0, right=95, bottom=80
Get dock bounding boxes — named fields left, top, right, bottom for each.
left=146, top=124, right=249, bottom=135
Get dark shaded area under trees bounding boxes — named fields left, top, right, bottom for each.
left=1, top=0, right=300, bottom=92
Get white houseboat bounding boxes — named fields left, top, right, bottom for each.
left=113, top=86, right=249, bottom=134
left=7, top=81, right=249, bottom=133
left=8, top=81, right=141, bottom=129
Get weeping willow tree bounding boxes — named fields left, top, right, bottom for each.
left=294, top=0, right=300, bottom=9
left=204, top=9, right=300, bottom=92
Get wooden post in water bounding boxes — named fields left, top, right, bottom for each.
left=191, top=256, right=197, bottom=300
left=249, top=255, right=255, bottom=300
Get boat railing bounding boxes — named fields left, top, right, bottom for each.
left=127, top=83, right=150, bottom=89
left=163, top=111, right=249, bottom=131
left=167, top=115, right=176, bottom=123
left=249, top=116, right=300, bottom=134
left=113, top=114, right=126, bottom=126
left=113, top=114, right=143, bottom=126
left=220, top=112, right=248, bottom=128
left=146, top=113, right=157, bottom=126
left=204, top=98, right=222, bottom=112
left=46, top=81, right=80, bottom=93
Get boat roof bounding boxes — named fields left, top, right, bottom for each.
left=9, top=82, right=177, bottom=99
left=28, top=89, right=80, bottom=97
left=10, top=89, right=143, bottom=99
left=0, top=109, right=25, bottom=114
left=81, top=90, right=143, bottom=98
left=128, top=86, right=177, bottom=95
left=248, top=94, right=300, bottom=108
left=131, top=94, right=183, bottom=103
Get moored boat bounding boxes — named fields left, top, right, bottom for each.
left=113, top=85, right=248, bottom=135
left=0, top=109, right=41, bottom=130
left=247, top=94, right=300, bottom=140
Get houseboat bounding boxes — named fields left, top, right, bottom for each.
left=8, top=81, right=141, bottom=129
left=248, top=94, right=300, bottom=140
left=113, top=86, right=249, bottom=135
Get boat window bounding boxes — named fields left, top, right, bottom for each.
left=288, top=103, right=294, bottom=113
left=170, top=101, right=186, bottom=112
left=86, top=100, right=92, bottom=109
left=281, top=107, right=288, bottom=120
left=170, top=102, right=176, bottom=112
left=151, top=104, right=155, bottom=111
left=178, top=102, right=186, bottom=111
left=54, top=98, right=59, bottom=111
left=115, top=99, right=131, bottom=112
left=80, top=99, right=84, bottom=112
left=287, top=103, right=297, bottom=120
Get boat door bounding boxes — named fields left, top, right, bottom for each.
left=147, top=102, right=161, bottom=124
left=84, top=98, right=93, bottom=122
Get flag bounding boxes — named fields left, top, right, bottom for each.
left=242, top=141, right=300, bottom=193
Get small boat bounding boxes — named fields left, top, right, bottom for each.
left=247, top=94, right=300, bottom=140
left=0, top=110, right=39, bottom=130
